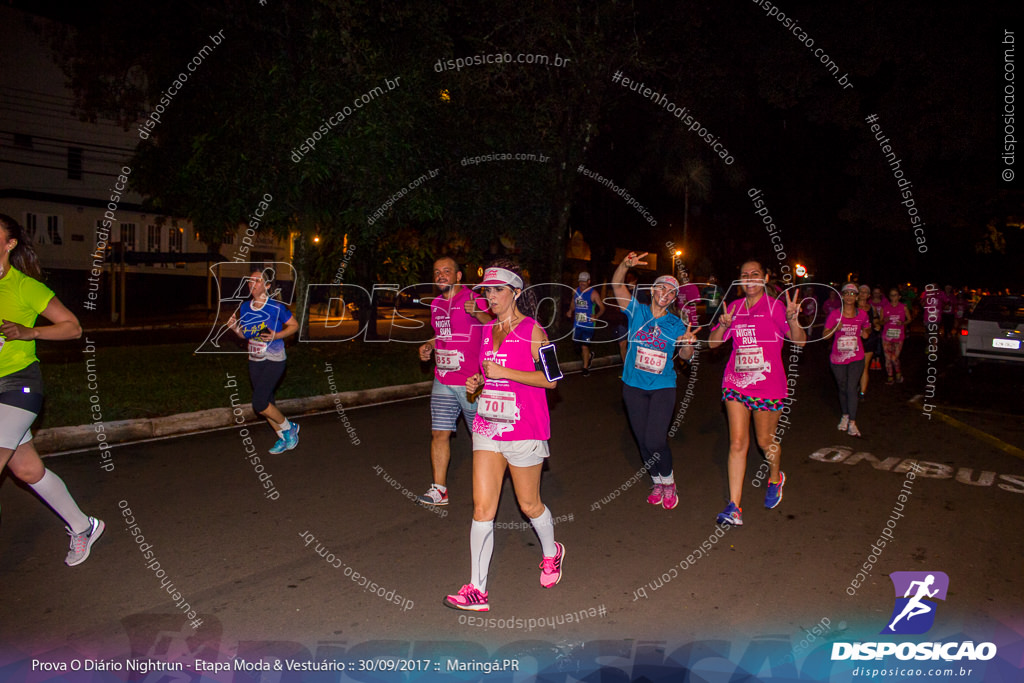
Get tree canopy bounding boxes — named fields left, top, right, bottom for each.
left=40, top=0, right=1021, bottom=290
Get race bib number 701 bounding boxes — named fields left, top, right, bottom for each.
left=478, top=389, right=520, bottom=423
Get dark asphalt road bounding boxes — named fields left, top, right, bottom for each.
left=1, top=336, right=1021, bottom=679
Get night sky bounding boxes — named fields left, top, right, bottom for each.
left=6, top=1, right=1021, bottom=289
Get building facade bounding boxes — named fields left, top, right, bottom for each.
left=0, top=6, right=291, bottom=322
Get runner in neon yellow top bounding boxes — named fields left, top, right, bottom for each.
left=0, top=265, right=54, bottom=376
left=0, top=214, right=104, bottom=566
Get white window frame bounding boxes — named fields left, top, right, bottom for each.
left=45, top=215, right=63, bottom=246
left=23, top=213, right=39, bottom=243
left=121, top=223, right=137, bottom=251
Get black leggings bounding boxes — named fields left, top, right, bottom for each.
left=622, top=384, right=676, bottom=478
left=0, top=363, right=45, bottom=450
left=249, top=360, right=286, bottom=414
left=831, top=360, right=865, bottom=420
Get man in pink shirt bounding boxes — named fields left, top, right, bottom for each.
left=417, top=257, right=491, bottom=506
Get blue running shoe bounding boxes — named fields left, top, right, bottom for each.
left=716, top=501, right=743, bottom=526
left=764, top=472, right=785, bottom=509
left=284, top=422, right=300, bottom=451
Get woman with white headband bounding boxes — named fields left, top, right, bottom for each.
left=609, top=252, right=698, bottom=510
left=444, top=259, right=563, bottom=612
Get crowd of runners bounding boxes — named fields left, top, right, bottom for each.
left=0, top=216, right=985, bottom=616
left=411, top=252, right=981, bottom=612
left=416, top=252, right=793, bottom=611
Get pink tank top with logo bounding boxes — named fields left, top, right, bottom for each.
left=881, top=301, right=907, bottom=342
left=826, top=308, right=869, bottom=364
left=472, top=317, right=550, bottom=441
left=676, top=283, right=701, bottom=326
left=431, top=286, right=484, bottom=386
left=717, top=294, right=792, bottom=400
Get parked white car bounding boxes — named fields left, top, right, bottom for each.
left=959, top=295, right=1024, bottom=366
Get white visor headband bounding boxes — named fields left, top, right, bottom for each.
left=474, top=267, right=524, bottom=290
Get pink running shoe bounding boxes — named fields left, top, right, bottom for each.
left=647, top=484, right=666, bottom=506
left=539, top=542, right=565, bottom=588
left=444, top=584, right=489, bottom=611
left=661, top=484, right=679, bottom=509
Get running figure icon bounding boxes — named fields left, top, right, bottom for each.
left=882, top=571, right=949, bottom=635
left=887, top=574, right=938, bottom=631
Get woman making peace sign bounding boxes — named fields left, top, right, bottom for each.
left=610, top=251, right=698, bottom=510
left=708, top=258, right=805, bottom=526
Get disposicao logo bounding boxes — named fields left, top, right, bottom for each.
left=882, top=571, right=948, bottom=635
left=831, top=571, right=997, bottom=662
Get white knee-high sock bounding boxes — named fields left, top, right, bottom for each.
left=470, top=519, right=494, bottom=592
left=530, top=506, right=557, bottom=557
left=30, top=469, right=90, bottom=533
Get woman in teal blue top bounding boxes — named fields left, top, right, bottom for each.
left=610, top=251, right=697, bottom=510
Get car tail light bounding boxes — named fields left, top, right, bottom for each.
left=960, top=329, right=968, bottom=336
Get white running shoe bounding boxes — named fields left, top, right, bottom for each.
left=66, top=517, right=104, bottom=566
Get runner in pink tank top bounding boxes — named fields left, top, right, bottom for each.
left=707, top=258, right=805, bottom=527
left=880, top=287, right=911, bottom=384
left=823, top=283, right=871, bottom=437
left=444, top=260, right=564, bottom=613
left=473, top=317, right=549, bottom=441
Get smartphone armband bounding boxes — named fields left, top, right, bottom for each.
left=537, top=343, right=563, bottom=382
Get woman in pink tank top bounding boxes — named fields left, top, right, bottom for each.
left=880, top=287, right=912, bottom=384
left=707, top=258, right=805, bottom=527
left=823, top=283, right=871, bottom=437
left=444, top=260, right=564, bottom=613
